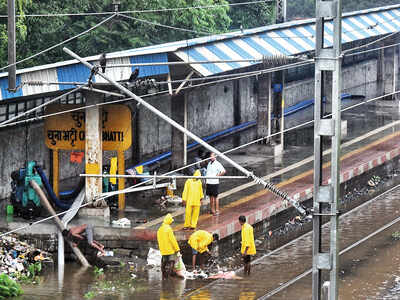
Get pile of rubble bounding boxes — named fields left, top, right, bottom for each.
left=0, top=234, right=52, bottom=277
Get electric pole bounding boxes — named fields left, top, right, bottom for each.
left=8, top=0, right=16, bottom=91
left=312, top=0, right=342, bottom=299
left=273, top=0, right=286, bottom=147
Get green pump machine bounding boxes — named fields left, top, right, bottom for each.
left=10, top=161, right=43, bottom=219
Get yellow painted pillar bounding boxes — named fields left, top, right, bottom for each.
left=84, top=91, right=103, bottom=203
left=53, top=149, right=59, bottom=197
left=117, top=150, right=125, bottom=210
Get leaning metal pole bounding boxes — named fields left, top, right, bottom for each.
left=312, top=1, right=342, bottom=300
left=63, top=47, right=305, bottom=216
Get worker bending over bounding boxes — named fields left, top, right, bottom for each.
left=239, top=215, right=256, bottom=275
left=182, top=170, right=204, bottom=230
left=157, top=214, right=181, bottom=279
left=188, top=230, right=219, bottom=271
left=62, top=224, right=106, bottom=256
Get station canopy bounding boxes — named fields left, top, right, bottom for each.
left=0, top=4, right=399, bottom=101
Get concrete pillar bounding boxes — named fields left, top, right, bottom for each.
left=393, top=44, right=399, bottom=100
left=83, top=91, right=102, bottom=203
left=377, top=47, right=385, bottom=97
left=171, top=93, right=185, bottom=170
left=257, top=73, right=271, bottom=143
left=52, top=149, right=59, bottom=197
left=183, top=94, right=188, bottom=166
left=272, top=71, right=284, bottom=147
left=233, top=79, right=241, bottom=147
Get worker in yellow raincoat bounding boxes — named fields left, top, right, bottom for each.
left=157, top=213, right=180, bottom=279
left=239, top=215, right=256, bottom=275
left=182, top=169, right=204, bottom=230
left=188, top=230, right=219, bottom=271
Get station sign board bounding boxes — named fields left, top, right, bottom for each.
left=44, top=104, right=132, bottom=151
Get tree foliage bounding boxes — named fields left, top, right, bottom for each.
left=0, top=0, right=231, bottom=68
left=287, top=0, right=399, bottom=21
left=227, top=0, right=274, bottom=30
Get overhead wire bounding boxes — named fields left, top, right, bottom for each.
left=119, top=13, right=400, bottom=40
left=1, top=87, right=399, bottom=238
left=0, top=60, right=314, bottom=129
left=5, top=30, right=400, bottom=130
left=258, top=185, right=400, bottom=299
left=1, top=5, right=399, bottom=76
left=343, top=30, right=400, bottom=55
left=0, top=85, right=86, bottom=126
left=1, top=86, right=399, bottom=237
left=99, top=87, right=400, bottom=198
left=0, top=13, right=117, bottom=72
left=0, top=1, right=273, bottom=18
left=2, top=17, right=400, bottom=233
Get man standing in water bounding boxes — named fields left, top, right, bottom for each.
left=157, top=213, right=180, bottom=279
left=205, top=152, right=225, bottom=216
left=188, top=230, right=219, bottom=271
left=239, top=215, right=256, bottom=275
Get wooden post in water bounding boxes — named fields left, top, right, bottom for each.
left=30, top=180, right=90, bottom=267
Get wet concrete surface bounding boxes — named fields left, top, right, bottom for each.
left=5, top=100, right=400, bottom=299
left=14, top=166, right=400, bottom=299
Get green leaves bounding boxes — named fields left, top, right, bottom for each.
left=0, top=273, right=24, bottom=298
left=0, top=0, right=232, bottom=68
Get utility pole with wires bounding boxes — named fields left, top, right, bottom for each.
left=63, top=47, right=307, bottom=216
left=312, top=0, right=342, bottom=299
left=275, top=0, right=286, bottom=24
left=7, top=0, right=16, bottom=91
left=272, top=0, right=286, bottom=153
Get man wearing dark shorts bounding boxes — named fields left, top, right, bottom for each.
left=206, top=152, right=226, bottom=216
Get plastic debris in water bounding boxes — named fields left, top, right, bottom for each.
left=112, top=218, right=131, bottom=226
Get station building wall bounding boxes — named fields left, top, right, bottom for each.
left=0, top=55, right=396, bottom=200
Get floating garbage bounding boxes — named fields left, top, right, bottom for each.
left=112, top=218, right=131, bottom=227
left=368, top=175, right=381, bottom=187
left=208, top=271, right=242, bottom=280
left=97, top=251, right=114, bottom=257
left=146, top=248, right=161, bottom=267
left=185, top=270, right=208, bottom=280
left=0, top=234, right=52, bottom=278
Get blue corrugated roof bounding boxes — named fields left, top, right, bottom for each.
left=129, top=53, right=169, bottom=78
left=1, top=4, right=400, bottom=100
left=0, top=76, right=22, bottom=99
left=174, top=5, right=400, bottom=75
left=174, top=5, right=400, bottom=76
left=57, top=63, right=94, bottom=90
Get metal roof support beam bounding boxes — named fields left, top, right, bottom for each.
left=175, top=71, right=194, bottom=95
left=313, top=0, right=342, bottom=299
left=81, top=86, right=125, bottom=97
left=167, top=73, right=173, bottom=95
left=63, top=47, right=306, bottom=215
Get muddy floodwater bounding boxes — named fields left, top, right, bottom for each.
left=16, top=185, right=400, bottom=300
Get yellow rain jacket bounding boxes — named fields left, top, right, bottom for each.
left=241, top=223, right=256, bottom=255
left=182, top=170, right=204, bottom=206
left=188, top=230, right=213, bottom=253
left=157, top=214, right=180, bottom=255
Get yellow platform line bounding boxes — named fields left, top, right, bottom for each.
left=142, top=129, right=400, bottom=231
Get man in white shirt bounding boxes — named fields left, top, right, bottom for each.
left=206, top=152, right=226, bottom=216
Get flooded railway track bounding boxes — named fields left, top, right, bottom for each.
left=185, top=184, right=400, bottom=300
